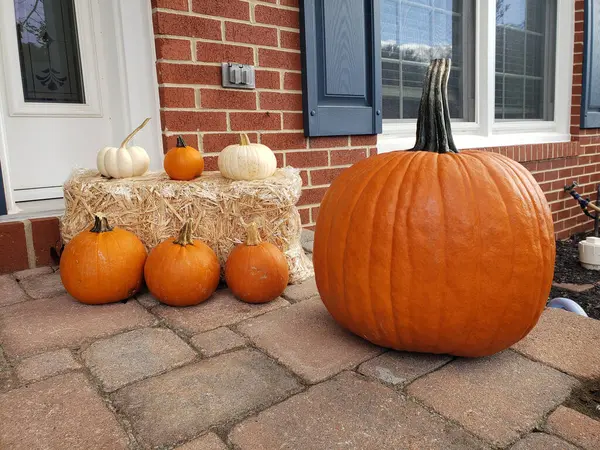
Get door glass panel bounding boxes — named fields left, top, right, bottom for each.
left=14, top=0, right=85, bottom=103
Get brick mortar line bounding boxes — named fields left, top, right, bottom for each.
left=158, top=71, right=302, bottom=88
left=153, top=8, right=301, bottom=31
left=156, top=34, right=301, bottom=52
left=21, top=219, right=36, bottom=269
left=161, top=106, right=303, bottom=113
left=158, top=37, right=302, bottom=55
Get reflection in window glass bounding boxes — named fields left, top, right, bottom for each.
left=381, top=0, right=474, bottom=120
left=495, top=0, right=555, bottom=120
left=14, top=0, right=85, bottom=103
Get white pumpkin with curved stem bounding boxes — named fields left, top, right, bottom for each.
left=97, top=118, right=151, bottom=178
left=218, top=134, right=277, bottom=180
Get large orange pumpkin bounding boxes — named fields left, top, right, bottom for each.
left=164, top=136, right=204, bottom=181
left=144, top=220, right=220, bottom=306
left=60, top=213, right=147, bottom=304
left=225, top=222, right=289, bottom=303
left=313, top=59, right=555, bottom=357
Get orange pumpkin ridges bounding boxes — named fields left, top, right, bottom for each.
left=164, top=135, right=204, bottom=181
left=225, top=222, right=289, bottom=304
left=313, top=58, right=555, bottom=358
left=144, top=219, right=220, bottom=307
left=60, top=213, right=147, bottom=305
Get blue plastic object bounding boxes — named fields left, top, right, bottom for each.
left=548, top=298, right=588, bottom=317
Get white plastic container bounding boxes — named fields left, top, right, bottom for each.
left=579, top=236, right=600, bottom=270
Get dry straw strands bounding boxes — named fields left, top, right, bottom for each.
left=61, top=168, right=314, bottom=284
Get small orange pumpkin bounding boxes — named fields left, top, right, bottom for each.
left=164, top=136, right=204, bottom=180
left=60, top=213, right=147, bottom=304
left=144, top=219, right=220, bottom=306
left=225, top=222, right=289, bottom=303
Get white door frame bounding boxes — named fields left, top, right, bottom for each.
left=0, top=0, right=163, bottom=214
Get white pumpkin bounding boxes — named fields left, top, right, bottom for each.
left=97, top=118, right=151, bottom=178
left=218, top=134, right=277, bottom=180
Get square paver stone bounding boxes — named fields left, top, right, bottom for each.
left=0, top=373, right=129, bottom=449
left=545, top=406, right=600, bottom=450
left=16, top=348, right=81, bottom=383
left=82, top=328, right=197, bottom=392
left=154, top=289, right=289, bottom=335
left=19, top=271, right=66, bottom=298
left=0, top=274, right=29, bottom=307
left=237, top=297, right=382, bottom=383
left=229, top=371, right=486, bottom=449
left=175, top=432, right=227, bottom=450
left=406, top=350, right=579, bottom=447
left=512, top=308, right=600, bottom=379
left=111, top=348, right=302, bottom=448
left=12, top=266, right=53, bottom=281
left=0, top=294, right=155, bottom=357
left=358, top=351, right=452, bottom=387
left=0, top=370, right=18, bottom=393
left=190, top=327, right=246, bottom=357
left=510, top=433, right=579, bottom=450
left=282, top=277, right=318, bottom=302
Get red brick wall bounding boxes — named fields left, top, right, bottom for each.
left=466, top=0, right=599, bottom=240
left=151, top=0, right=376, bottom=228
left=151, top=0, right=598, bottom=238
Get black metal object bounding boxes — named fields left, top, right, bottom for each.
left=594, top=184, right=600, bottom=237
left=0, top=161, right=6, bottom=216
left=564, top=181, right=600, bottom=222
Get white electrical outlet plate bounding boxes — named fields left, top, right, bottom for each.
left=221, top=63, right=256, bottom=89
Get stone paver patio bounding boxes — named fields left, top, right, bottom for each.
left=1, top=232, right=599, bottom=449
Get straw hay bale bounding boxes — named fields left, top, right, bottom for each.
left=61, top=168, right=314, bottom=284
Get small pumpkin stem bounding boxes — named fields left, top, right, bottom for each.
left=246, top=222, right=262, bottom=246
left=176, top=136, right=186, bottom=148
left=240, top=133, right=251, bottom=146
left=174, top=219, right=194, bottom=246
left=120, top=117, right=151, bottom=148
left=90, top=213, right=113, bottom=233
left=412, top=58, right=458, bottom=154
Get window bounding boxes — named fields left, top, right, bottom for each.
left=379, top=0, right=573, bottom=150
left=495, top=0, right=556, bottom=120
left=382, top=0, right=475, bottom=121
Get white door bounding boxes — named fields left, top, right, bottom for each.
left=0, top=0, right=162, bottom=203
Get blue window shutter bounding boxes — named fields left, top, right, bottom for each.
left=582, top=0, right=600, bottom=128
left=300, top=0, right=382, bottom=137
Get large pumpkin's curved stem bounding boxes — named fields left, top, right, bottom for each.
left=176, top=135, right=186, bottom=148
left=412, top=58, right=458, bottom=154
left=120, top=118, right=151, bottom=149
left=246, top=222, right=261, bottom=246
left=90, top=213, right=113, bottom=233
left=174, top=219, right=194, bottom=246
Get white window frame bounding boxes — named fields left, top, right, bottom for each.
left=378, top=0, right=574, bottom=153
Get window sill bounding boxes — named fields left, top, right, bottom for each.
left=377, top=131, right=571, bottom=154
